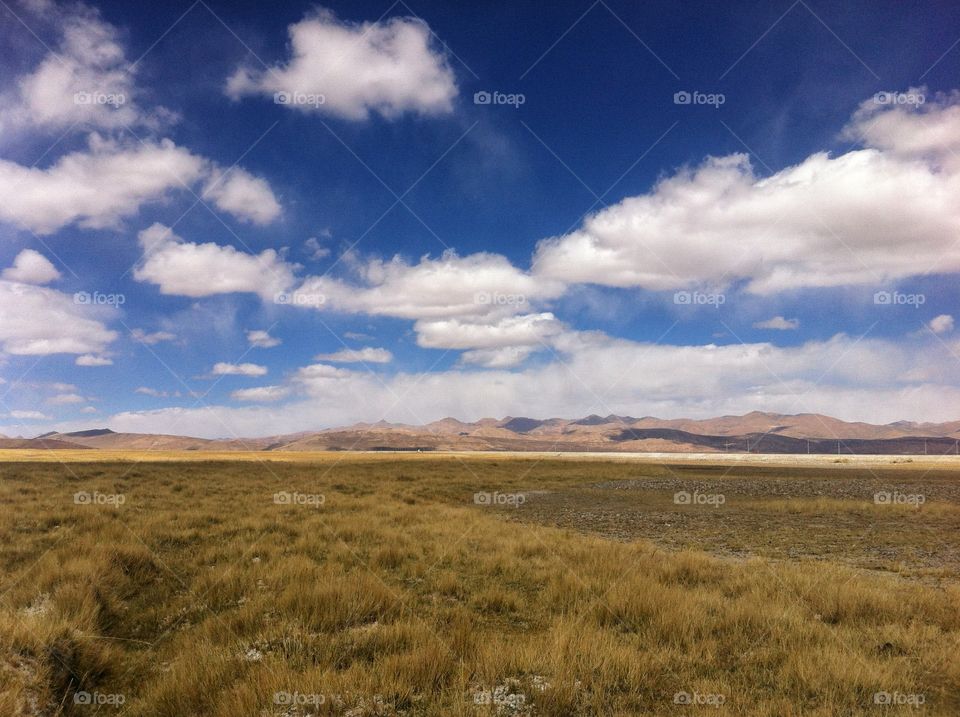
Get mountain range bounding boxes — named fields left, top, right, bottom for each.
left=5, top=412, right=960, bottom=454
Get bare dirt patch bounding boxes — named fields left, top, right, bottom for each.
left=501, top=464, right=960, bottom=581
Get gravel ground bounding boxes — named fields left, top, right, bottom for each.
left=500, top=468, right=960, bottom=582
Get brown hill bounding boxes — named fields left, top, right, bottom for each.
left=15, top=412, right=960, bottom=454
left=0, top=437, right=92, bottom=450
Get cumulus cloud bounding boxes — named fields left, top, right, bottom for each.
left=0, top=280, right=116, bottom=355
left=414, top=313, right=563, bottom=351
left=45, top=330, right=960, bottom=438
left=294, top=363, right=356, bottom=383
left=75, top=354, right=112, bottom=366
left=0, top=2, right=165, bottom=134
left=231, top=385, right=290, bottom=402
left=753, top=316, right=800, bottom=330
left=0, top=135, right=284, bottom=234
left=0, top=1, right=282, bottom=234
left=843, top=88, right=960, bottom=164
left=460, top=346, right=537, bottom=368
left=135, top=386, right=168, bottom=397
left=131, top=328, right=176, bottom=345
left=0, top=135, right=205, bottom=234
left=8, top=410, right=50, bottom=421
left=47, top=393, right=84, bottom=405
left=314, top=347, right=393, bottom=363
left=928, top=314, right=954, bottom=334
left=134, top=223, right=297, bottom=299
left=295, top=251, right=563, bottom=320
left=533, top=91, right=960, bottom=294
left=305, top=235, right=331, bottom=260
left=212, top=362, right=267, bottom=377
left=290, top=252, right=565, bottom=357
left=246, top=329, right=281, bottom=348
left=226, top=8, right=457, bottom=120
left=202, top=167, right=281, bottom=225
left=1, top=250, right=61, bottom=284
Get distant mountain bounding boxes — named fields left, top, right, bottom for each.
left=0, top=436, right=93, bottom=450
left=63, top=428, right=116, bottom=438
left=21, top=412, right=960, bottom=454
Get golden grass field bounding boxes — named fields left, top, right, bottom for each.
left=1, top=453, right=958, bottom=715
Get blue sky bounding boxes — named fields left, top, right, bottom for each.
left=1, top=0, right=960, bottom=437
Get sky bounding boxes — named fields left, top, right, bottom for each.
left=1, top=0, right=960, bottom=438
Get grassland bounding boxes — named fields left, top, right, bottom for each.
left=1, top=454, right=958, bottom=715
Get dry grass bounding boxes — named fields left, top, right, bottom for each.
left=1, top=457, right=958, bottom=715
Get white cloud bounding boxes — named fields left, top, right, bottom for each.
left=290, top=363, right=360, bottom=397
left=0, top=280, right=116, bottom=355
left=291, top=253, right=567, bottom=356
left=2, top=249, right=61, bottom=285
left=80, top=406, right=97, bottom=414
left=929, top=314, right=954, bottom=334
left=134, top=223, right=297, bottom=299
left=460, top=346, right=537, bottom=368
left=9, top=410, right=50, bottom=421
left=0, top=135, right=205, bottom=234
left=202, top=167, right=281, bottom=225
left=226, top=8, right=457, bottom=121
left=295, top=251, right=563, bottom=320
left=415, top=313, right=563, bottom=351
left=0, top=4, right=282, bottom=234
left=305, top=236, right=331, bottom=260
left=131, top=328, right=176, bottom=345
left=55, top=331, right=960, bottom=437
left=246, top=329, right=281, bottom=348
left=294, top=363, right=356, bottom=382
left=231, top=385, right=290, bottom=402
left=0, top=133, right=281, bottom=234
left=753, top=316, right=800, bottom=330
left=344, top=331, right=373, bottom=341
left=47, top=393, right=85, bottom=405
left=0, top=3, right=165, bottom=135
left=212, top=362, right=267, bottom=377
left=314, top=347, right=393, bottom=363
left=46, top=382, right=78, bottom=392
left=533, top=91, right=960, bottom=294
left=843, top=88, right=960, bottom=164
left=75, top=354, right=112, bottom=366
left=135, top=387, right=168, bottom=397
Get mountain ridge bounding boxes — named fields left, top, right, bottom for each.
left=15, top=411, right=960, bottom=454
